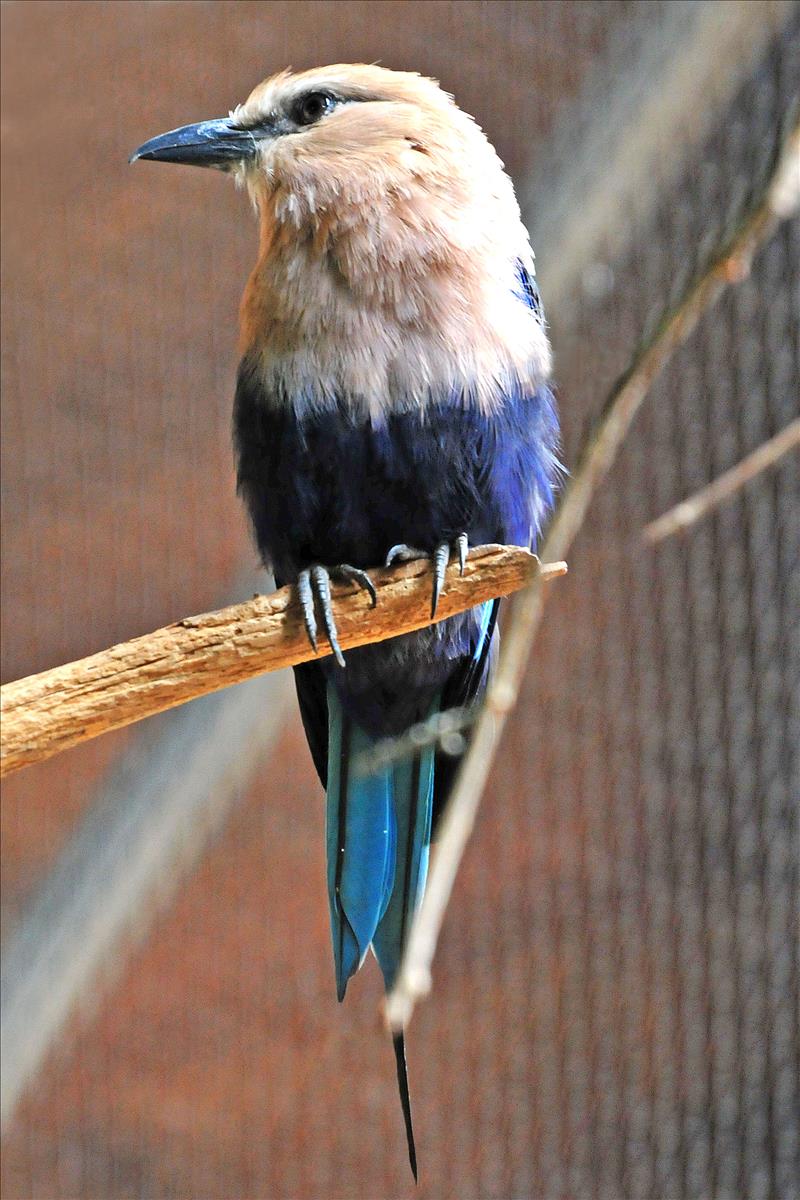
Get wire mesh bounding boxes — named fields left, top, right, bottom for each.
left=1, top=3, right=798, bottom=1198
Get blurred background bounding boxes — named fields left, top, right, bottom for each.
left=1, top=2, right=798, bottom=1198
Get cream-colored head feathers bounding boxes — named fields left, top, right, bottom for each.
left=234, top=64, right=550, bottom=419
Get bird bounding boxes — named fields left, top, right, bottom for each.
left=132, top=63, right=559, bottom=1181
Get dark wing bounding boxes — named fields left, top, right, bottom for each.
left=292, top=660, right=329, bottom=787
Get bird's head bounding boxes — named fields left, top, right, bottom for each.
left=132, top=64, right=504, bottom=222
left=132, top=64, right=550, bottom=414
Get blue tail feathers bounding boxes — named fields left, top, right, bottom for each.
left=325, top=688, right=397, bottom=1000
left=325, top=600, right=495, bottom=999
left=326, top=682, right=435, bottom=1181
left=372, top=742, right=435, bottom=990
left=325, top=682, right=436, bottom=1000
left=324, top=600, right=495, bottom=1180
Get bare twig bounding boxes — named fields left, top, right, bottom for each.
left=643, top=418, right=800, bottom=542
left=354, top=705, right=475, bottom=776
left=384, top=114, right=800, bottom=1034
left=0, top=546, right=566, bottom=779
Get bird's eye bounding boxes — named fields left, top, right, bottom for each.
left=294, top=91, right=336, bottom=127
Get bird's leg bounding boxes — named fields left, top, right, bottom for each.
left=385, top=534, right=469, bottom=619
left=297, top=563, right=377, bottom=668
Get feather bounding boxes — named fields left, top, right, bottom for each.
left=234, top=358, right=560, bottom=597
left=325, top=677, right=437, bottom=995
left=236, top=65, right=552, bottom=419
left=372, top=729, right=436, bottom=990
left=325, top=684, right=396, bottom=999
left=393, top=1033, right=418, bottom=1182
left=325, top=681, right=436, bottom=1176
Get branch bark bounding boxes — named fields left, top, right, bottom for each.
left=0, top=546, right=566, bottom=779
left=384, top=113, right=800, bottom=1034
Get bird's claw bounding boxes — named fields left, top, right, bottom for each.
left=431, top=543, right=450, bottom=619
left=333, top=564, right=378, bottom=609
left=455, top=533, right=468, bottom=576
left=385, top=534, right=469, bottom=619
left=297, top=568, right=319, bottom=653
left=385, top=543, right=426, bottom=567
left=297, top=563, right=377, bottom=668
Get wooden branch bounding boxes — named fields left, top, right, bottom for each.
left=643, top=417, right=800, bottom=542
left=384, top=112, right=800, bottom=1034
left=0, top=546, right=566, bottom=779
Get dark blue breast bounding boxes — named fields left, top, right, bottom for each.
left=233, top=368, right=559, bottom=737
left=233, top=367, right=559, bottom=583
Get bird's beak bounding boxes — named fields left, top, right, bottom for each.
left=130, top=118, right=259, bottom=169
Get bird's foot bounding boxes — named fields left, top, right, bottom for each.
left=297, top=564, right=377, bottom=668
left=385, top=533, right=468, bottom=619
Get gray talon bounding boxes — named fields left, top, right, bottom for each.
left=311, top=565, right=345, bottom=669
left=456, top=533, right=468, bottom=575
left=385, top=543, right=425, bottom=567
left=431, top=543, right=450, bottom=619
left=385, top=534, right=469, bottom=620
left=334, top=564, right=377, bottom=608
left=298, top=569, right=318, bottom=652
left=298, top=562, right=372, bottom=667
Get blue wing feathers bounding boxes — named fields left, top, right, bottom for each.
left=473, top=598, right=495, bottom=664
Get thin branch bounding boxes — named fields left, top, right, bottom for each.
left=354, top=704, right=475, bottom=776
left=643, top=418, right=800, bottom=542
left=384, top=114, right=800, bottom=1034
left=0, top=546, right=566, bottom=779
